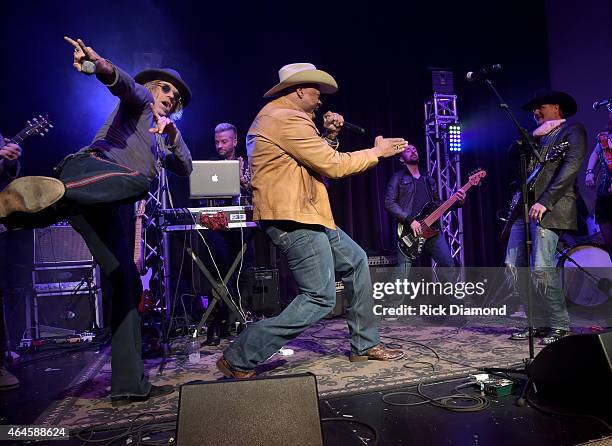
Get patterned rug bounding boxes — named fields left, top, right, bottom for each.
left=35, top=317, right=542, bottom=430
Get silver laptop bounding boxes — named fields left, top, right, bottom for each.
left=189, top=160, right=240, bottom=198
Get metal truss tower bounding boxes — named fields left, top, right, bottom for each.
left=424, top=93, right=464, bottom=267
left=137, top=167, right=172, bottom=319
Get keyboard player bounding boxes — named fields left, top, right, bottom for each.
left=193, top=123, right=252, bottom=345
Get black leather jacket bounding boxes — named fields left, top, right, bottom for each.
left=384, top=168, right=440, bottom=224
left=510, top=121, right=587, bottom=230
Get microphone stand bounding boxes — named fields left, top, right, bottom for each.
left=152, top=134, right=172, bottom=376
left=479, top=77, right=542, bottom=406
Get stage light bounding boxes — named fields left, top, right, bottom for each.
left=448, top=123, right=462, bottom=152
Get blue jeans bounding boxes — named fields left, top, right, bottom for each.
left=223, top=222, right=381, bottom=371
left=504, top=219, right=570, bottom=330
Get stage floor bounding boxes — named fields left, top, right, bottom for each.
left=1, top=317, right=610, bottom=445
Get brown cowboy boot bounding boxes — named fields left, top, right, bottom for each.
left=216, top=355, right=256, bottom=379
left=349, top=344, right=404, bottom=362
left=0, top=177, right=65, bottom=218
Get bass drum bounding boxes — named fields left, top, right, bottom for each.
left=557, top=244, right=612, bottom=307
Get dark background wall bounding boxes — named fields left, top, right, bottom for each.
left=546, top=0, right=612, bottom=212
left=1, top=0, right=583, bottom=267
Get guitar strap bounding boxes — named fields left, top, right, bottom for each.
left=539, top=123, right=566, bottom=157
left=423, top=173, right=434, bottom=202
left=526, top=123, right=565, bottom=175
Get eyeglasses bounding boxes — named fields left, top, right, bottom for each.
left=157, top=82, right=181, bottom=105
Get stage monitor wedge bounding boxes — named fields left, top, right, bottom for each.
left=527, top=331, right=611, bottom=417
left=177, top=373, right=323, bottom=446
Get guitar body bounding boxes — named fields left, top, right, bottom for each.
left=499, top=141, right=570, bottom=247
left=133, top=199, right=154, bottom=315
left=138, top=267, right=154, bottom=314
left=395, top=169, right=487, bottom=260
left=397, top=202, right=440, bottom=259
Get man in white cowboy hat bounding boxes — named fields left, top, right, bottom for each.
left=217, top=62, right=408, bottom=378
left=506, top=89, right=586, bottom=345
left=0, top=36, right=193, bottom=404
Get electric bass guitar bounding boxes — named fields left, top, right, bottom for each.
left=397, top=169, right=486, bottom=259
left=499, top=141, right=570, bottom=246
left=134, top=199, right=154, bottom=314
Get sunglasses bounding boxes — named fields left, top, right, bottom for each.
left=157, top=82, right=181, bottom=105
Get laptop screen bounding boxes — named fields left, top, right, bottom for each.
left=189, top=160, right=241, bottom=198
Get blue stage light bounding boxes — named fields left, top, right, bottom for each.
left=448, top=123, right=462, bottom=152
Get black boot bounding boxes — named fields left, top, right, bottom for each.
left=205, top=324, right=221, bottom=346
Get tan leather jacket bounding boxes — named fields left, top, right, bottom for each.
left=247, top=97, right=379, bottom=229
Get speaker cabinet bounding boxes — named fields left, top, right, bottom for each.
left=33, top=293, right=100, bottom=335
left=245, top=267, right=281, bottom=317
left=325, top=281, right=348, bottom=319
left=30, top=223, right=103, bottom=338
left=177, top=373, right=323, bottom=446
left=528, top=331, right=612, bottom=416
left=34, top=223, right=93, bottom=264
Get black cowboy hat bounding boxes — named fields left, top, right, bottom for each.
left=134, top=68, right=192, bottom=107
left=520, top=89, right=577, bottom=118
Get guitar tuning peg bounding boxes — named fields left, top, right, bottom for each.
left=44, top=129, right=50, bottom=133
left=48, top=124, right=54, bottom=128
left=40, top=133, right=45, bottom=137
left=27, top=120, right=31, bottom=126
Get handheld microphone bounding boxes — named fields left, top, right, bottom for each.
left=465, top=64, right=502, bottom=82
left=81, top=60, right=96, bottom=75
left=592, top=98, right=612, bottom=111
left=342, top=121, right=366, bottom=134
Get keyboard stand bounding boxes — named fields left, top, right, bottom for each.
left=186, top=229, right=256, bottom=333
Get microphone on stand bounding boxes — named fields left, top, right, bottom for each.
left=592, top=98, right=612, bottom=111
left=465, top=64, right=502, bottom=82
left=342, top=121, right=366, bottom=134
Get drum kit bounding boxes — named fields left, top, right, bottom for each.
left=497, top=211, right=612, bottom=308
left=556, top=216, right=612, bottom=308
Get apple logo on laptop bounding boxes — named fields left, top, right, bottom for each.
left=211, top=174, right=219, bottom=183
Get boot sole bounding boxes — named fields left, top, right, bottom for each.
left=349, top=352, right=405, bottom=362
left=216, top=357, right=234, bottom=378
left=216, top=357, right=256, bottom=379
left=0, top=177, right=65, bottom=218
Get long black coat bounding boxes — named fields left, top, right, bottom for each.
left=511, top=121, right=587, bottom=231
